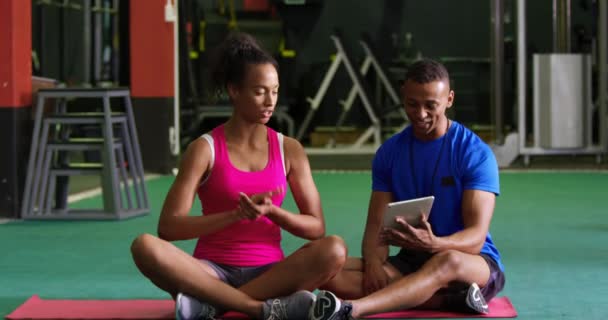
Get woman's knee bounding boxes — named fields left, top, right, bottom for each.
left=130, top=233, right=162, bottom=265
left=315, top=235, right=348, bottom=272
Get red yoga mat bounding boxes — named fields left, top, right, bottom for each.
left=5, top=295, right=517, bottom=319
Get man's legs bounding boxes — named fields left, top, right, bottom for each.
left=320, top=257, right=403, bottom=300
left=316, top=250, right=491, bottom=318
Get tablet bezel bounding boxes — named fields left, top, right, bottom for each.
left=383, top=196, right=435, bottom=229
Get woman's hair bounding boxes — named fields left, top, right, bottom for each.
left=208, top=32, right=278, bottom=96
left=404, top=58, right=450, bottom=85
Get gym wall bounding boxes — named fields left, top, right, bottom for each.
left=0, top=1, right=32, bottom=218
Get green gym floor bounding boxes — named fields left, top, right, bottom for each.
left=1, top=171, right=607, bottom=319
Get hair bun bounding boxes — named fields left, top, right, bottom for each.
left=225, top=33, right=262, bottom=56
left=206, top=32, right=278, bottom=98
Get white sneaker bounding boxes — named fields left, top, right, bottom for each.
left=175, top=292, right=217, bottom=320
left=464, top=283, right=489, bottom=314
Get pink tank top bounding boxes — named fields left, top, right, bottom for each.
left=193, top=125, right=287, bottom=266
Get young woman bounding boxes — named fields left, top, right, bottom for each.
left=130, top=32, right=346, bottom=320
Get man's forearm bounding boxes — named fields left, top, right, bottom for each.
left=362, top=222, right=389, bottom=263
left=433, top=227, right=486, bottom=254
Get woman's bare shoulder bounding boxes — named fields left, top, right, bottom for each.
left=282, top=135, right=305, bottom=157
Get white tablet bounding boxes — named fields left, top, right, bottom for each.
left=383, top=196, right=435, bottom=229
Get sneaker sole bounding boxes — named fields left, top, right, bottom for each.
left=175, top=293, right=185, bottom=320
left=310, top=291, right=340, bottom=320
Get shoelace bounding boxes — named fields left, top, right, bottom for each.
left=336, top=304, right=353, bottom=320
left=198, top=304, right=217, bottom=320
left=266, top=299, right=287, bottom=320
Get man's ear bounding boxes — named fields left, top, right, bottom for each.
left=446, top=90, right=455, bottom=108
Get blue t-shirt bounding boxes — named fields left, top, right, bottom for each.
left=372, top=121, right=503, bottom=270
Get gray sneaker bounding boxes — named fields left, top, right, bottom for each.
left=262, top=290, right=316, bottom=320
left=175, top=292, right=217, bottom=320
left=464, top=283, right=489, bottom=314
left=309, top=291, right=354, bottom=320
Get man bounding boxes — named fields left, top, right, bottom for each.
left=310, top=59, right=505, bottom=320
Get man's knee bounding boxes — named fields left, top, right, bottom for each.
left=427, top=250, right=466, bottom=283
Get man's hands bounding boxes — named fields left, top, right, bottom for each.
left=235, top=187, right=284, bottom=220
left=363, top=258, right=390, bottom=295
left=379, top=214, right=439, bottom=252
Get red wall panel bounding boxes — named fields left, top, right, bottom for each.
left=244, top=0, right=270, bottom=11
left=0, top=0, right=32, bottom=107
left=130, top=0, right=175, bottom=98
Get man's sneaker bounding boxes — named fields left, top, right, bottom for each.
left=175, top=292, right=217, bottom=320
left=309, top=290, right=354, bottom=320
left=464, top=283, right=489, bottom=314
left=262, top=290, right=316, bottom=320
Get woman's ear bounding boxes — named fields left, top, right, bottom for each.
left=226, top=83, right=239, bottom=100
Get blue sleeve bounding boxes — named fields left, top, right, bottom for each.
left=463, top=143, right=500, bottom=195
left=372, top=144, right=392, bottom=192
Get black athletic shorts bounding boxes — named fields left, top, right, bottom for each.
left=199, top=259, right=275, bottom=288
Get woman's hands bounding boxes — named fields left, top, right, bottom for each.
left=235, top=187, right=284, bottom=220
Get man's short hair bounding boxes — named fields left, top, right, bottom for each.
left=404, top=59, right=450, bottom=85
